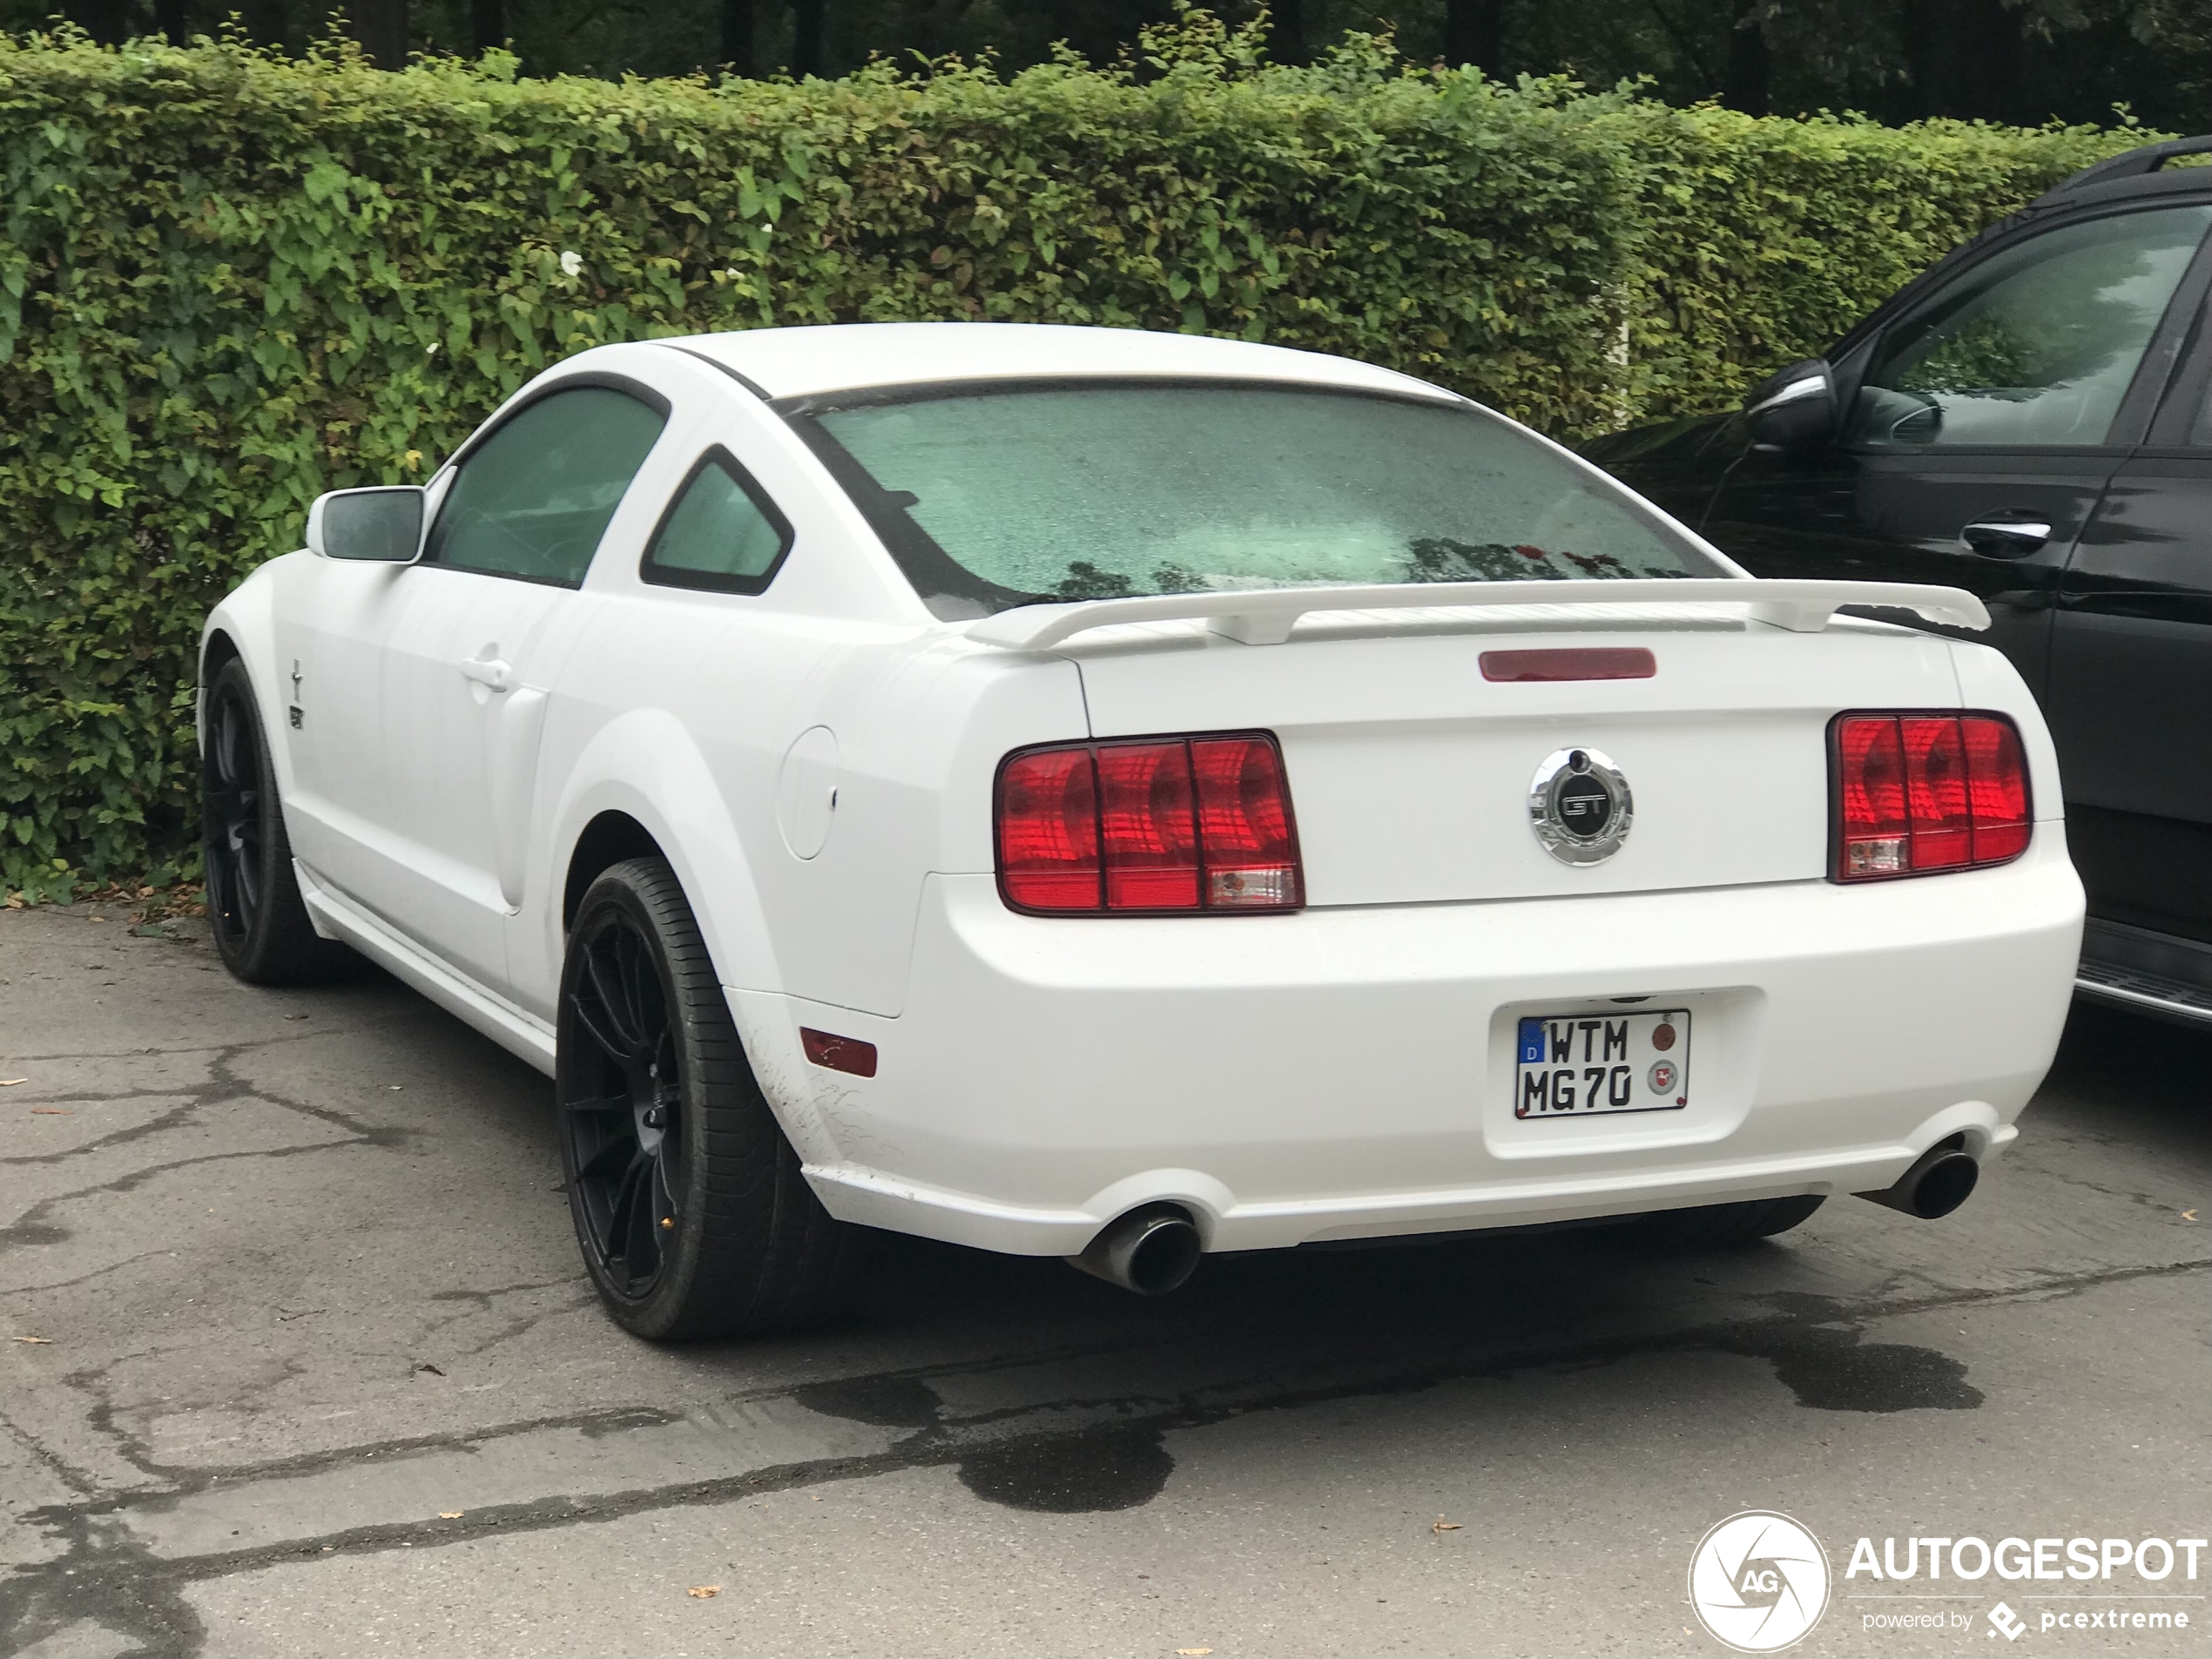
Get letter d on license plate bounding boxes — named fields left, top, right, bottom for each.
left=1514, top=1009, right=1690, bottom=1118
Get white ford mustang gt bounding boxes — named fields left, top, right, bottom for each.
left=199, top=323, right=2084, bottom=1339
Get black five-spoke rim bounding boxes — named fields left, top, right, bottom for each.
left=204, top=686, right=264, bottom=949
left=563, top=915, right=682, bottom=1298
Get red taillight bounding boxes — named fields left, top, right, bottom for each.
left=1190, top=735, right=1303, bottom=908
left=996, top=745, right=1101, bottom=911
left=1836, top=713, right=1909, bottom=877
left=1900, top=715, right=1972, bottom=869
left=1097, top=741, right=1199, bottom=909
left=1962, top=715, right=2031, bottom=862
left=995, top=732, right=1302, bottom=914
left=1832, top=711, right=2031, bottom=881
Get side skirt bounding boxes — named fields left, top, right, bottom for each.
left=293, top=860, right=558, bottom=1076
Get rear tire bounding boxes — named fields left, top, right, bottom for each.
left=556, top=857, right=857, bottom=1341
left=1629, top=1194, right=1825, bottom=1249
left=201, top=657, right=354, bottom=985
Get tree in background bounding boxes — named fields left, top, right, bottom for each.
left=6, top=0, right=2206, bottom=131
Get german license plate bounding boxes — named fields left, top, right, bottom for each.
left=1514, top=1009, right=1690, bottom=1118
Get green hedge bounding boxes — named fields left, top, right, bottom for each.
left=0, top=23, right=2148, bottom=893
left=1615, top=105, right=2153, bottom=419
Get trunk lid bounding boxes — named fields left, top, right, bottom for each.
left=1065, top=613, right=1961, bottom=906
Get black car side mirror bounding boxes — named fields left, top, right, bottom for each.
left=1742, top=360, right=1838, bottom=453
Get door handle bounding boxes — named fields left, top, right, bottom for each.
left=460, top=656, right=514, bottom=693
left=1959, top=519, right=2052, bottom=559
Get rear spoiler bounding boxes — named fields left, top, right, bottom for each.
left=963, top=578, right=1990, bottom=651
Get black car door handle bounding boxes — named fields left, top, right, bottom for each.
left=1960, top=519, right=2053, bottom=558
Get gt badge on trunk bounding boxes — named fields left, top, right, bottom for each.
left=1529, top=746, right=1633, bottom=865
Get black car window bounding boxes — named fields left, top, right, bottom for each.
left=426, top=387, right=667, bottom=586
left=641, top=448, right=794, bottom=594
left=1847, top=204, right=2212, bottom=449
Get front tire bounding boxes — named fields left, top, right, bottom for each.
left=200, top=657, right=352, bottom=985
left=556, top=857, right=856, bottom=1340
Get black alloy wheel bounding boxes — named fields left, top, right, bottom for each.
left=556, top=858, right=857, bottom=1340
left=204, top=671, right=268, bottom=955
left=199, top=656, right=348, bottom=984
left=563, top=913, right=684, bottom=1300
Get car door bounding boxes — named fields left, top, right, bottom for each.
left=1704, top=201, right=2212, bottom=698
left=300, top=381, right=671, bottom=988
left=2047, top=273, right=2212, bottom=956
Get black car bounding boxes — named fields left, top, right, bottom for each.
left=1586, top=134, right=2212, bottom=1029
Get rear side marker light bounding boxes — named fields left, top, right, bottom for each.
left=801, top=1028, right=878, bottom=1077
left=996, top=732, right=1303, bottom=914
left=1480, top=648, right=1656, bottom=682
left=1831, top=711, right=2030, bottom=881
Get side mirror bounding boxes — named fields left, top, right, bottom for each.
left=306, top=486, right=425, bottom=563
left=1742, top=360, right=1838, bottom=453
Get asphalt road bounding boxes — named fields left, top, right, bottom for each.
left=2, top=904, right=2206, bottom=1659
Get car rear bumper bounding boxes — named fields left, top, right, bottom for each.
left=734, top=835, right=2083, bottom=1257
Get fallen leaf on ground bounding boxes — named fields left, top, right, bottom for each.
left=1175, top=1649, right=1214, bottom=1656
left=1433, top=1518, right=1461, bottom=1533
left=437, top=1511, right=464, bottom=1520
left=12, top=1336, right=53, bottom=1345
left=0, top=1079, right=25, bottom=1087
left=30, top=1107, right=71, bottom=1116
left=2184, top=1209, right=2199, bottom=1221
left=686, top=1586, right=721, bottom=1600
left=415, top=1362, right=445, bottom=1376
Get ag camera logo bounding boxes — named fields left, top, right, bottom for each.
left=1689, top=1511, right=1831, bottom=1652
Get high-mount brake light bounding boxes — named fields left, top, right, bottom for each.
left=995, top=732, right=1303, bottom=914
left=1831, top=711, right=2030, bottom=881
left=1479, top=647, right=1656, bottom=683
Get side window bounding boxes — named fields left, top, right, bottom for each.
left=641, top=448, right=794, bottom=595
left=426, top=386, right=666, bottom=586
left=1848, top=204, right=2212, bottom=448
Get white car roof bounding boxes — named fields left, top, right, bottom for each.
left=671, top=322, right=1464, bottom=404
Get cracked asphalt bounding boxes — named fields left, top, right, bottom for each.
left=1, top=904, right=2206, bottom=1659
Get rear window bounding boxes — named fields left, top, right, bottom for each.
left=786, top=382, right=1725, bottom=619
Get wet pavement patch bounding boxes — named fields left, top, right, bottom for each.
left=1715, top=1316, right=1982, bottom=1413
left=791, top=1372, right=943, bottom=1429
left=956, top=1424, right=1173, bottom=1513
left=0, top=1219, right=70, bottom=1250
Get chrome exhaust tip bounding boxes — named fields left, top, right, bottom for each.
left=1067, top=1204, right=1203, bottom=1296
left=1857, top=1137, right=1979, bottom=1220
